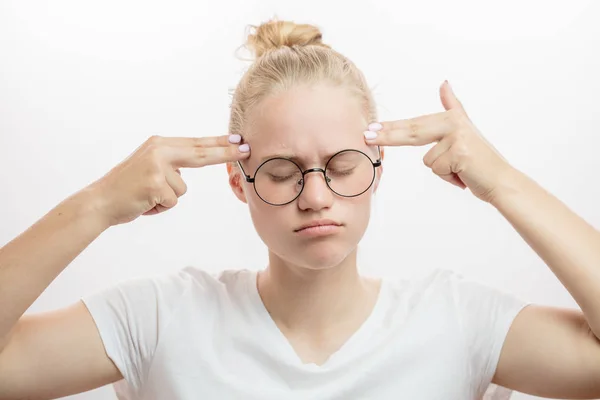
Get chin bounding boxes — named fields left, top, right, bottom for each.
left=281, top=240, right=356, bottom=270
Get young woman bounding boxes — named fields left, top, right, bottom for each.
left=1, top=19, right=599, bottom=400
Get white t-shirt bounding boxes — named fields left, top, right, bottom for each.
left=81, top=267, right=529, bottom=400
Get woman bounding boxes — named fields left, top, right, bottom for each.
left=1, top=19, right=599, bottom=400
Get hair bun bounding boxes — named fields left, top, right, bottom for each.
left=245, top=19, right=329, bottom=59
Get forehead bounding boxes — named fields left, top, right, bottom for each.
left=244, top=84, right=370, bottom=165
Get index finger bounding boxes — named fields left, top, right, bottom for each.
left=164, top=135, right=250, bottom=168
left=164, top=135, right=232, bottom=148
left=367, top=111, right=455, bottom=147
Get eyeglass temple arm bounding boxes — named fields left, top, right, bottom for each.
left=374, top=145, right=382, bottom=166
left=236, top=160, right=255, bottom=183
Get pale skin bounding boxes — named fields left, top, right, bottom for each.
left=229, top=84, right=384, bottom=366
left=0, top=80, right=598, bottom=399
left=364, top=81, right=600, bottom=398
left=0, top=135, right=252, bottom=399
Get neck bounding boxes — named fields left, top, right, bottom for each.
left=256, top=248, right=380, bottom=333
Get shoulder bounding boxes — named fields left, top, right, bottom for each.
left=384, top=268, right=526, bottom=313
left=124, top=265, right=252, bottom=291
left=385, top=268, right=467, bottom=299
left=150, top=266, right=256, bottom=312
left=388, top=267, right=505, bottom=294
left=175, top=266, right=253, bottom=293
left=82, top=266, right=253, bottom=314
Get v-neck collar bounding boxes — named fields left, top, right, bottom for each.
left=244, top=269, right=390, bottom=371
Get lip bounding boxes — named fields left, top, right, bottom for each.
left=294, top=219, right=342, bottom=235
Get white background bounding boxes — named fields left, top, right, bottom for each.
left=1, top=1, right=599, bottom=399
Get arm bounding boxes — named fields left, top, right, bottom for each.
left=0, top=189, right=123, bottom=399
left=363, top=80, right=600, bottom=396
left=490, top=168, right=600, bottom=398
left=0, top=301, right=123, bottom=399
left=0, top=134, right=244, bottom=399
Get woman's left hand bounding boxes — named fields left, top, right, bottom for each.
left=364, top=80, right=516, bottom=203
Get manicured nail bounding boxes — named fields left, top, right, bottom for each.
left=229, top=134, right=241, bottom=144
left=368, top=122, right=382, bottom=131
left=238, top=143, right=250, bottom=152
left=364, top=131, right=378, bottom=140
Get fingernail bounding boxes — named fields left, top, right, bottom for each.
left=238, top=143, right=250, bottom=152
left=368, top=122, right=383, bottom=131
left=364, top=131, right=378, bottom=140
left=229, top=134, right=241, bottom=144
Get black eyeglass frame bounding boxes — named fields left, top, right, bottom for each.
left=236, top=146, right=382, bottom=206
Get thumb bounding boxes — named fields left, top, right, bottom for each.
left=440, top=80, right=466, bottom=113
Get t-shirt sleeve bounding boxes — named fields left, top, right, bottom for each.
left=80, top=269, right=192, bottom=394
left=438, top=269, right=531, bottom=398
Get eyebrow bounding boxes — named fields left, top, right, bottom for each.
left=257, top=152, right=339, bottom=165
left=261, top=144, right=381, bottom=161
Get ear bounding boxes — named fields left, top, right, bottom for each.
left=227, top=163, right=248, bottom=204
left=373, top=147, right=384, bottom=193
left=373, top=165, right=383, bottom=193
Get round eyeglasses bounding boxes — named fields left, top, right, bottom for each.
left=237, top=147, right=382, bottom=206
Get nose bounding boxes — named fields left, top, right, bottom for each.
left=297, top=169, right=333, bottom=211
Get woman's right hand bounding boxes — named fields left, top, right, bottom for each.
left=87, top=134, right=250, bottom=227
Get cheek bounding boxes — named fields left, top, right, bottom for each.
left=246, top=195, right=286, bottom=237
left=345, top=196, right=373, bottom=228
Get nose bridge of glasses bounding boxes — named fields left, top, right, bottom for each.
left=301, top=167, right=331, bottom=184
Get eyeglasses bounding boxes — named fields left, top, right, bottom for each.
left=237, top=146, right=382, bottom=206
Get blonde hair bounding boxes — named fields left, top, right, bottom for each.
left=227, top=19, right=380, bottom=174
